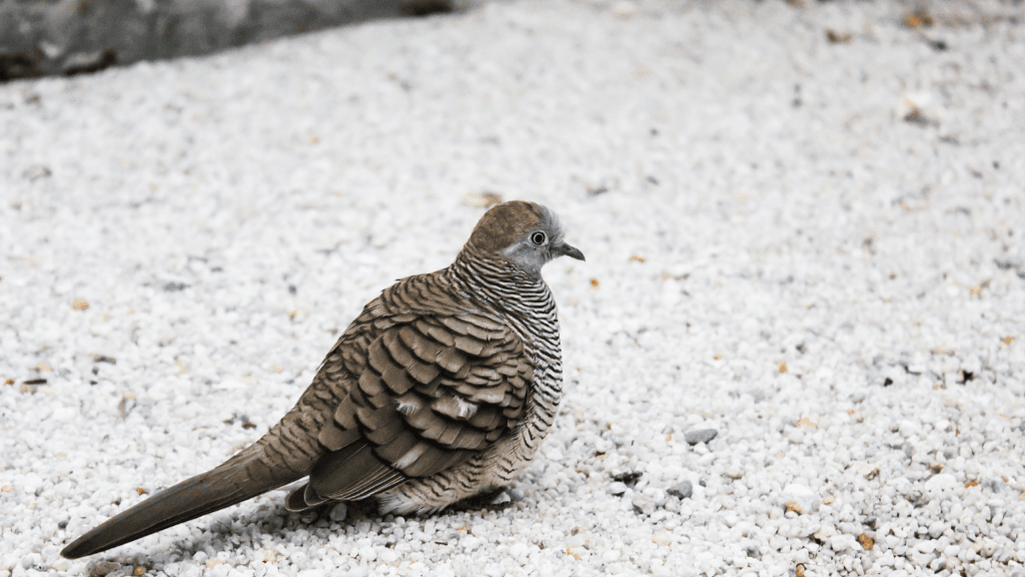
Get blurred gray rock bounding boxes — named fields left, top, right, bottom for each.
left=329, top=502, right=348, bottom=522
left=0, top=0, right=459, bottom=80
left=684, top=428, right=718, bottom=445
left=667, top=480, right=693, bottom=499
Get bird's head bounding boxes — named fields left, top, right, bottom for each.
left=464, top=200, right=585, bottom=278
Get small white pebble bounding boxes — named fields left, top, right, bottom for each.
left=602, top=549, right=621, bottom=562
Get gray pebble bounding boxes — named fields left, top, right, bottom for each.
left=667, top=480, right=693, bottom=499
left=684, top=428, right=718, bottom=445
left=87, top=561, right=120, bottom=576
left=329, top=503, right=348, bottom=522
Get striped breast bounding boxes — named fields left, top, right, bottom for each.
left=376, top=249, right=564, bottom=513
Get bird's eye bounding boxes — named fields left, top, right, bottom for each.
left=530, top=231, right=547, bottom=246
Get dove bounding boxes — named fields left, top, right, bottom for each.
left=61, top=200, right=584, bottom=558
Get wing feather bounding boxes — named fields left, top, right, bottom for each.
left=302, top=311, right=531, bottom=507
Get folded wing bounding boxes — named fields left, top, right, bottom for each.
left=286, top=313, right=531, bottom=509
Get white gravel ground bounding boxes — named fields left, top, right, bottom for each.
left=3, top=1, right=1025, bottom=576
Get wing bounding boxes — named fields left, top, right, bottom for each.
left=287, top=312, right=532, bottom=509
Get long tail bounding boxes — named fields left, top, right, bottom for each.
left=61, top=447, right=309, bottom=559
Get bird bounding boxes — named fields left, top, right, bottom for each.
left=61, top=200, right=585, bottom=559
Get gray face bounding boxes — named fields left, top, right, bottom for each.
left=499, top=217, right=585, bottom=279
left=465, top=200, right=585, bottom=278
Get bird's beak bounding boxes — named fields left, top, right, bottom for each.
left=558, top=242, right=585, bottom=262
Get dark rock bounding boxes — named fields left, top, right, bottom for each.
left=63, top=49, right=118, bottom=77
left=0, top=0, right=421, bottom=81
left=0, top=47, right=45, bottom=82
left=398, top=0, right=453, bottom=17
left=611, top=471, right=643, bottom=487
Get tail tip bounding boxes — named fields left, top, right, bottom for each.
left=60, top=532, right=109, bottom=559
left=60, top=541, right=88, bottom=560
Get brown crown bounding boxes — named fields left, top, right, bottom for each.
left=465, top=201, right=549, bottom=254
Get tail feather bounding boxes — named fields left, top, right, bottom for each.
left=61, top=457, right=304, bottom=559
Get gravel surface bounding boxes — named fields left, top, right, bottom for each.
left=2, top=1, right=1024, bottom=576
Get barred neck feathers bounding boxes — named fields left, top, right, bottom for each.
left=449, top=242, right=552, bottom=317
left=449, top=200, right=584, bottom=306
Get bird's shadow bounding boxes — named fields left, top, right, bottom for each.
left=285, top=487, right=518, bottom=526
left=102, top=488, right=520, bottom=566
left=219, top=487, right=516, bottom=545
